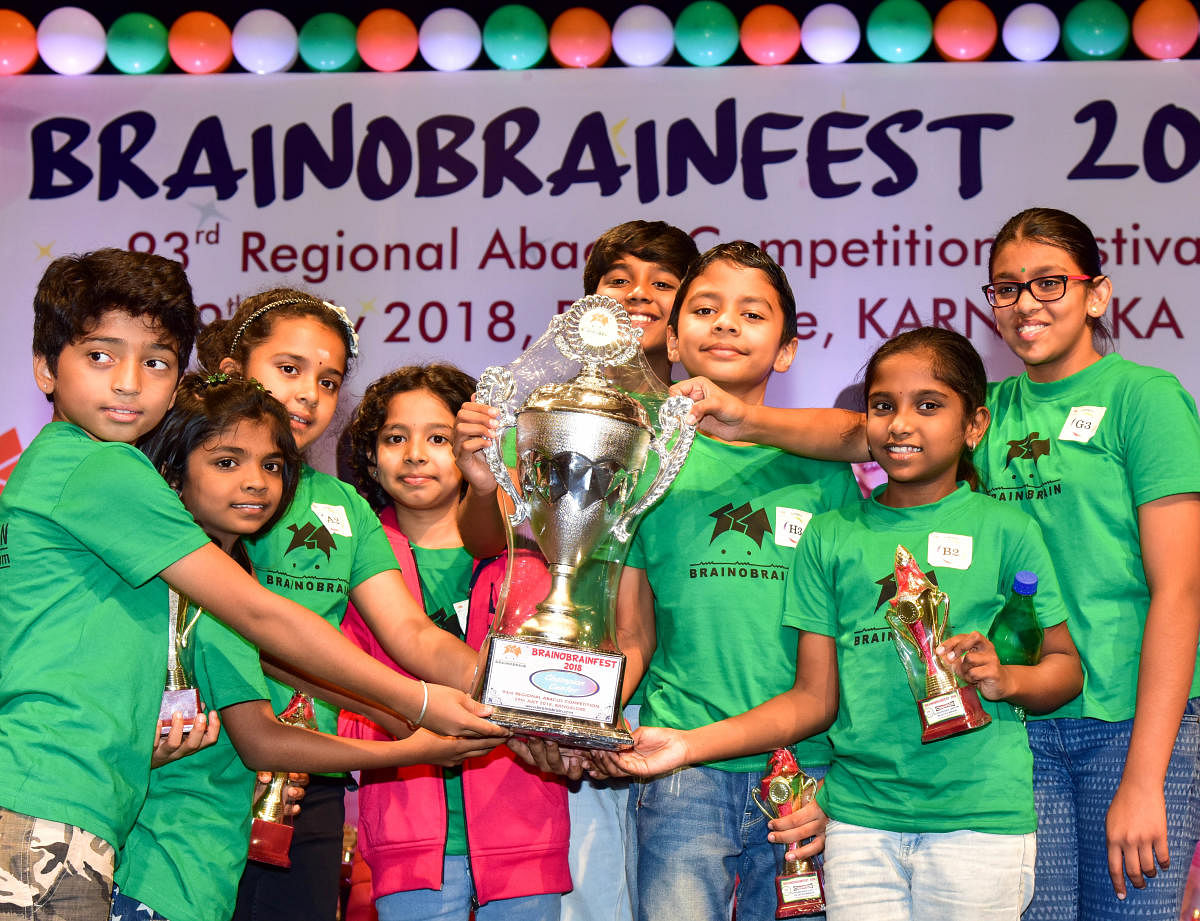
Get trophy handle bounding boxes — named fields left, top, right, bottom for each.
left=612, top=395, right=696, bottom=543
left=475, top=366, right=529, bottom=526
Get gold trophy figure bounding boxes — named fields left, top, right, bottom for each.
left=247, top=691, right=317, bottom=867
left=885, top=545, right=991, bottom=743
left=158, top=588, right=202, bottom=735
left=752, top=749, right=826, bottom=917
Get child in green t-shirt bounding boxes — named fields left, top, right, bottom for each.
left=613, top=328, right=1084, bottom=921
left=110, top=374, right=501, bottom=921
left=194, top=290, right=510, bottom=921
left=454, top=219, right=700, bottom=921
left=0, top=251, right=501, bottom=921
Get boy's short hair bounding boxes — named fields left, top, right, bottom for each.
left=669, top=241, right=798, bottom=343
left=583, top=221, right=699, bottom=294
left=33, top=248, right=197, bottom=383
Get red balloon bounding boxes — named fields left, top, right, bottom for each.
left=169, top=11, right=232, bottom=74
left=358, top=9, right=418, bottom=71
left=1132, top=0, right=1200, bottom=58
left=933, top=0, right=998, bottom=60
left=740, top=4, right=801, bottom=65
left=549, top=8, right=610, bottom=67
left=0, top=10, right=37, bottom=75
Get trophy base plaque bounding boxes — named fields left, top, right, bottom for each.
left=248, top=817, right=293, bottom=868
left=918, top=685, right=991, bottom=743
left=158, top=688, right=201, bottom=735
left=776, top=867, right=826, bottom=917
left=477, top=634, right=632, bottom=751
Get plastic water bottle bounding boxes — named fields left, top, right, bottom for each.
left=990, top=571, right=1043, bottom=666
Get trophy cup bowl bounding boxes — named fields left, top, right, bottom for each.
left=471, top=296, right=695, bottom=750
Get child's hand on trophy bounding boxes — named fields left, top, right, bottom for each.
left=669, top=376, right=748, bottom=441
left=611, top=725, right=691, bottom=777
left=254, top=771, right=308, bottom=818
left=506, top=736, right=587, bottom=779
left=453, top=400, right=502, bottom=492
left=152, top=706, right=221, bottom=768
left=765, top=788, right=828, bottom=859
left=938, top=632, right=1012, bottom=701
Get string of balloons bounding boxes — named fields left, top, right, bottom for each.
left=1, top=0, right=1196, bottom=76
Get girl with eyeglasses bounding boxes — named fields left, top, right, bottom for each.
left=974, top=207, right=1200, bottom=921
left=662, top=207, right=1200, bottom=921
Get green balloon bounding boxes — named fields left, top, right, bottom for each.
left=866, top=0, right=933, bottom=63
left=299, top=12, right=358, bottom=72
left=106, top=12, right=168, bottom=75
left=1063, top=0, right=1129, bottom=60
left=483, top=5, right=547, bottom=70
left=674, top=1, right=739, bottom=67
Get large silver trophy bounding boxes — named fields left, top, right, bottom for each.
left=470, top=295, right=696, bottom=749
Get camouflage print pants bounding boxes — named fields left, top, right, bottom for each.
left=0, top=807, right=114, bottom=920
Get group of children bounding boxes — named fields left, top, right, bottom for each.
left=0, top=210, right=1195, bottom=921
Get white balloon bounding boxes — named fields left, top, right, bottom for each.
left=1002, top=3, right=1060, bottom=61
left=419, top=8, right=481, bottom=72
left=612, top=5, right=674, bottom=67
left=233, top=9, right=298, bottom=74
left=38, top=6, right=106, bottom=75
left=801, top=3, right=861, bottom=64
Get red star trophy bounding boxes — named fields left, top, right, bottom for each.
left=158, top=588, right=201, bottom=735
left=885, top=545, right=990, bottom=743
left=247, top=691, right=318, bottom=867
left=752, top=749, right=826, bottom=917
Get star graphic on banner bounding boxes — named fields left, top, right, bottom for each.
left=611, top=118, right=628, bottom=158
left=190, top=199, right=230, bottom=229
left=360, top=299, right=377, bottom=314
left=35, top=241, right=54, bottom=259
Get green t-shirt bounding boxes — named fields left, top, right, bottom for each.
left=115, top=605, right=269, bottom=921
left=0, top=422, right=210, bottom=848
left=626, top=435, right=859, bottom=772
left=787, top=484, right=1068, bottom=835
left=411, top=543, right=474, bottom=857
left=978, top=354, right=1200, bottom=721
left=244, top=465, right=399, bottom=735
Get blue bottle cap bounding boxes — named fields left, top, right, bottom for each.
left=1013, top=571, right=1038, bottom=595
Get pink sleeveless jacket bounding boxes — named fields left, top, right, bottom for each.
left=338, top=506, right=570, bottom=905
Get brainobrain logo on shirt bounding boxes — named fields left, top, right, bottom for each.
left=987, top=430, right=1063, bottom=504
left=285, top=521, right=337, bottom=559
left=708, top=502, right=772, bottom=547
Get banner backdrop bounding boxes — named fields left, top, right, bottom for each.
left=2, top=62, right=1197, bottom=473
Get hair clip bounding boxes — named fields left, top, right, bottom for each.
left=201, top=371, right=231, bottom=388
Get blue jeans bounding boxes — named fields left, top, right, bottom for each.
left=562, top=704, right=640, bottom=921
left=631, top=762, right=827, bottom=921
left=1023, top=698, right=1200, bottom=921
left=374, top=855, right=560, bottom=921
left=822, top=820, right=1035, bottom=921
left=110, top=885, right=167, bottom=921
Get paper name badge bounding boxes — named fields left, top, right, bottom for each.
left=311, top=503, right=353, bottom=537
left=1059, top=406, right=1107, bottom=443
left=775, top=507, right=813, bottom=548
left=453, top=599, right=469, bottom=633
left=927, top=532, right=972, bottom=570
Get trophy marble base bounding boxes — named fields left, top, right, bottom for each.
left=158, top=688, right=201, bottom=735
left=476, top=634, right=632, bottom=750
left=918, top=685, right=991, bottom=743
left=488, top=706, right=633, bottom=751
left=776, top=866, right=826, bottom=917
left=248, top=817, right=294, bottom=867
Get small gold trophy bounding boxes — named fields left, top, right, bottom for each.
left=885, top=545, right=991, bottom=743
left=247, top=691, right=317, bottom=867
left=752, top=749, right=826, bottom=917
left=158, top=588, right=201, bottom=735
